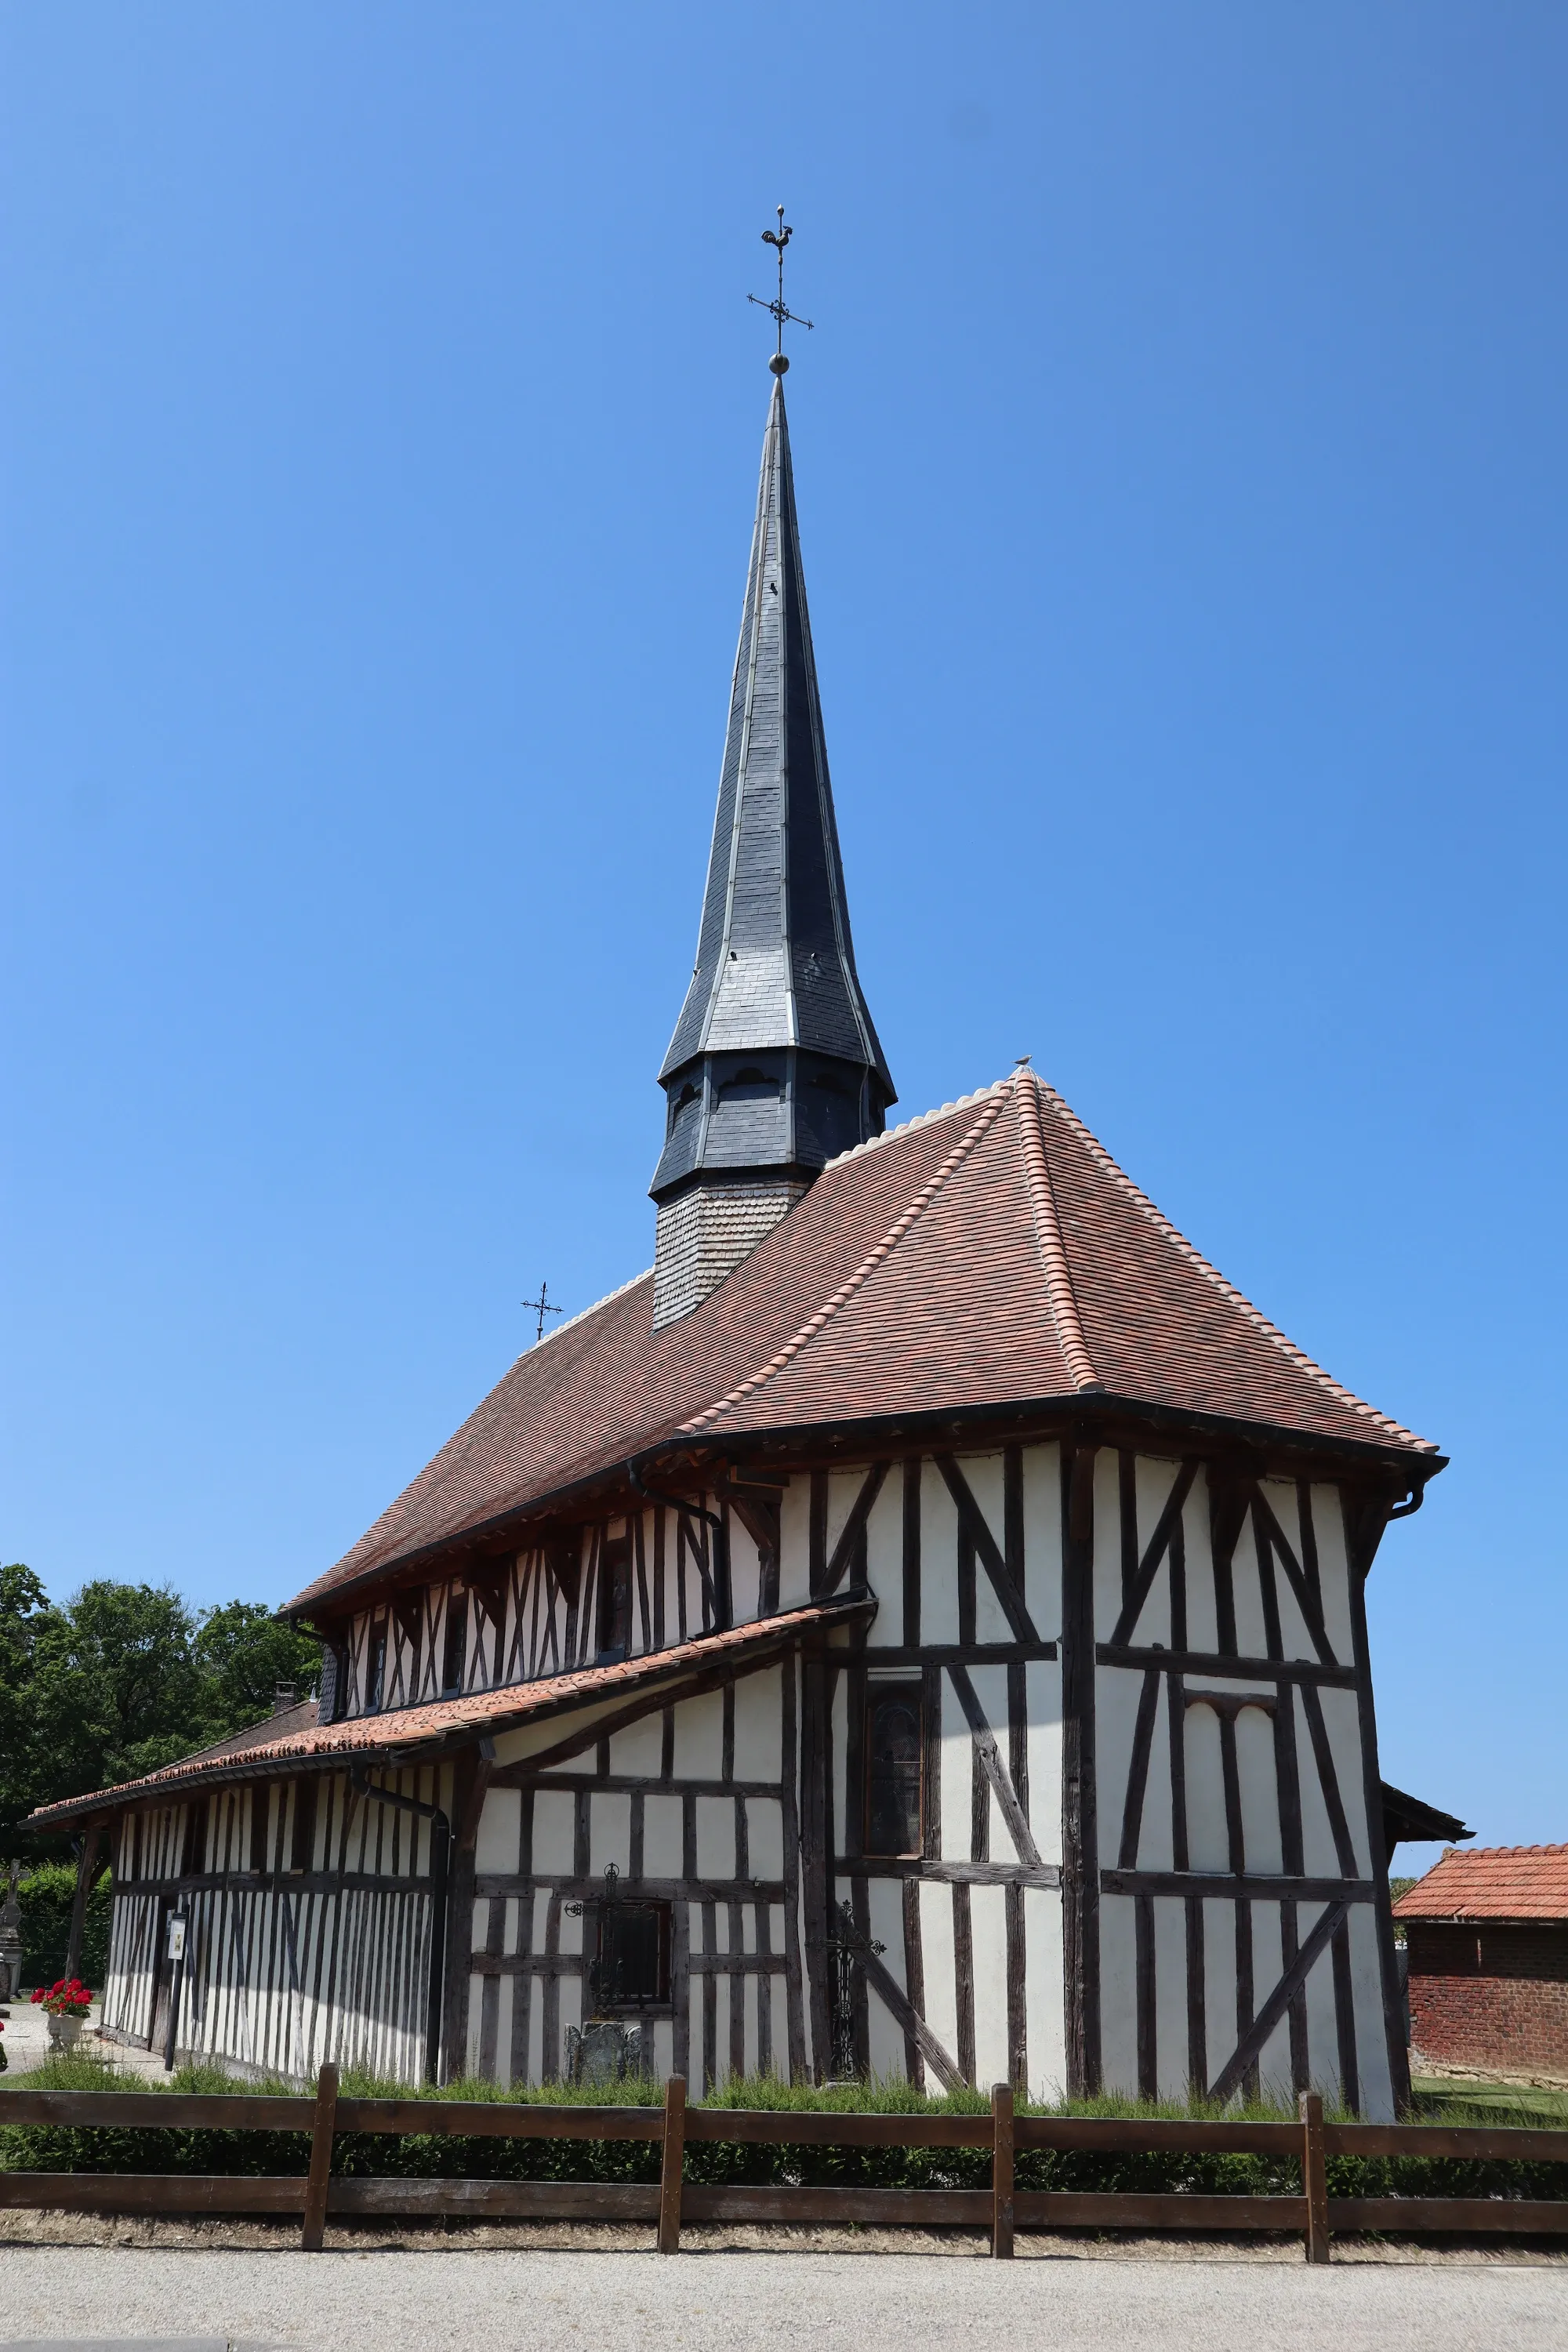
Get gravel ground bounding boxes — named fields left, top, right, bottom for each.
left=2, top=2212, right=1567, bottom=2261
left=0, top=2242, right=1566, bottom=2352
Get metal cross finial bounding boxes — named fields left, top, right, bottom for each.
left=749, top=205, right=814, bottom=375
left=521, top=1278, right=563, bottom=1345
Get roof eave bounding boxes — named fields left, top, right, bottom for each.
left=285, top=1387, right=1444, bottom=1624
left=27, top=1595, right=874, bottom=1831
left=1398, top=1910, right=1568, bottom=1929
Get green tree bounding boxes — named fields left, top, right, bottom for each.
left=3, top=1573, right=322, bottom=1862
left=28, top=1580, right=207, bottom=1799
left=194, top=1601, right=321, bottom=1732
left=0, top=1564, right=55, bottom=1853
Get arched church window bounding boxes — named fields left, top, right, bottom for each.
left=864, top=1684, right=923, bottom=1856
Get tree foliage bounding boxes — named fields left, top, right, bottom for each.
left=0, top=1567, right=321, bottom=1860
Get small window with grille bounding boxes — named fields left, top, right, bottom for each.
left=864, top=1682, right=923, bottom=1857
left=591, top=1898, right=670, bottom=2011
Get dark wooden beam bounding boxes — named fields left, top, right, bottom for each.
left=947, top=1663, right=1042, bottom=1869
left=1061, top=1440, right=1100, bottom=2096
left=1107, top=1461, right=1199, bottom=1650
left=1102, top=1868, right=1377, bottom=1903
left=1208, top=1900, right=1351, bottom=2107
left=1098, top=1642, right=1357, bottom=1688
left=935, top=1455, right=1038, bottom=1642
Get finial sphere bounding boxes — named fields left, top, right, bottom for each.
left=769, top=350, right=789, bottom=376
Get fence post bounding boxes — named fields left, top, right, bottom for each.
left=991, top=2082, right=1014, bottom=2259
left=1300, top=2091, right=1329, bottom=2265
left=301, top=2060, right=339, bottom=2252
left=659, top=2074, right=687, bottom=2255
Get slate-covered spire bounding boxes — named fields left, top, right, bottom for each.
left=649, top=378, right=895, bottom=1327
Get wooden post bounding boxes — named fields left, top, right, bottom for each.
left=658, top=2074, right=687, bottom=2255
left=1060, top=1443, right=1101, bottom=2095
left=162, top=1911, right=187, bottom=2074
left=1300, top=2089, right=1329, bottom=2265
left=64, top=1823, right=103, bottom=1987
left=991, top=2081, right=1014, bottom=2259
left=301, top=2060, right=339, bottom=2252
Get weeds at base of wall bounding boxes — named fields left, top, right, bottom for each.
left=2, top=2058, right=1566, bottom=2204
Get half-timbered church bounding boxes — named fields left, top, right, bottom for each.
left=34, top=344, right=1449, bottom=2119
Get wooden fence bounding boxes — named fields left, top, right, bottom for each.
left=3, top=2070, right=1567, bottom=2261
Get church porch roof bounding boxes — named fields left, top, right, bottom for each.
left=25, top=1596, right=869, bottom=1830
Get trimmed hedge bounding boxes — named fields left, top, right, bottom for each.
left=16, top=1864, right=111, bottom=1988
left=2, top=2060, right=1566, bottom=2208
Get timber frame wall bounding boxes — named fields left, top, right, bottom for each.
left=93, top=1425, right=1414, bottom=2115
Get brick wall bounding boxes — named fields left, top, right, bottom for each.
left=1406, top=1922, right=1568, bottom=2082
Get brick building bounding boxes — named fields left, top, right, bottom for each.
left=1394, top=1846, right=1568, bottom=2086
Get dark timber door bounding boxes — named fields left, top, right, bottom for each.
left=147, top=1899, right=176, bottom=2049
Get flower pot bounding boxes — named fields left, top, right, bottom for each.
left=46, top=2013, right=83, bottom=2052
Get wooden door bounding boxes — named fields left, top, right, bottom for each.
left=147, top=1899, right=175, bottom=2049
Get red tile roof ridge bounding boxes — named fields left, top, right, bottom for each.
left=532, top=1266, right=654, bottom=1352
left=1448, top=1842, right=1568, bottom=1857
left=822, top=1079, right=1011, bottom=1168
left=27, top=1599, right=866, bottom=1829
left=680, top=1085, right=1015, bottom=1435
left=1035, top=1079, right=1436, bottom=1454
left=1015, top=1070, right=1100, bottom=1393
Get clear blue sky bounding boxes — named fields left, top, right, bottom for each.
left=4, top=5, right=1564, bottom=1868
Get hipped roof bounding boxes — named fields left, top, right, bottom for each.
left=289, top=1070, right=1437, bottom=1620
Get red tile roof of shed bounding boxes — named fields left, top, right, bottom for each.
left=289, top=1071, right=1436, bottom=1614
left=1392, top=1846, right=1568, bottom=1924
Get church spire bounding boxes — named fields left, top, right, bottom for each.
left=650, top=366, right=895, bottom=1330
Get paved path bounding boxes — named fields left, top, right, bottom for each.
left=2, top=2248, right=1565, bottom=2352
left=2, top=1999, right=169, bottom=2082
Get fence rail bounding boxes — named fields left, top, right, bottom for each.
left=3, top=2070, right=1566, bottom=2260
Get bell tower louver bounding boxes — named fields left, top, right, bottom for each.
left=651, top=377, right=895, bottom=1329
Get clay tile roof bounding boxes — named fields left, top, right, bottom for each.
left=25, top=1599, right=866, bottom=1831
left=1392, top=1845, right=1568, bottom=1924
left=287, top=1070, right=1437, bottom=1617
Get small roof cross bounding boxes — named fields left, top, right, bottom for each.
left=749, top=206, right=814, bottom=375
left=521, top=1279, right=564, bottom=1346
